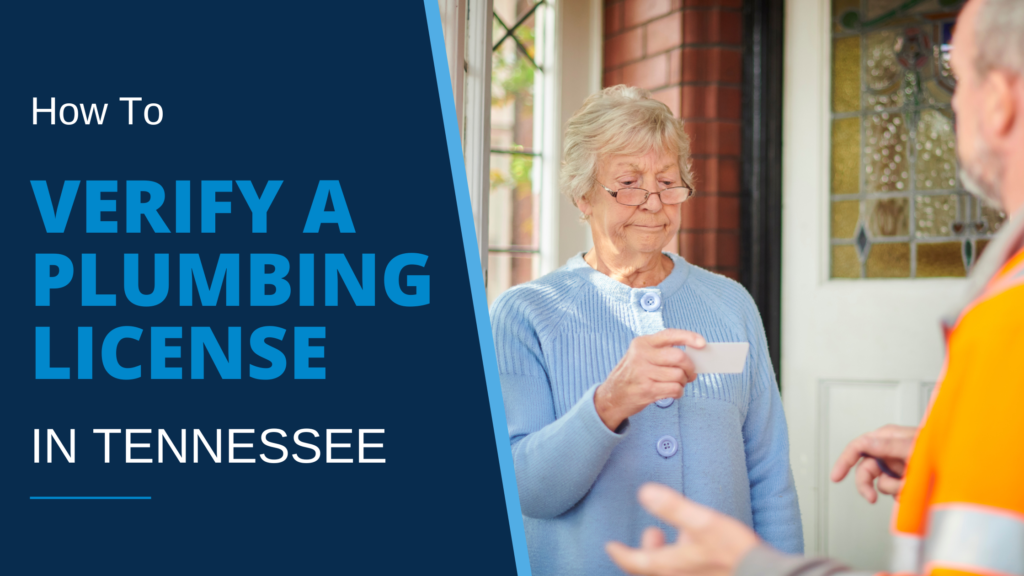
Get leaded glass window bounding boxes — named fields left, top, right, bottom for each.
left=830, top=0, right=1005, bottom=279
left=488, top=0, right=548, bottom=302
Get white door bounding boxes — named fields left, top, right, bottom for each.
left=780, top=0, right=1002, bottom=569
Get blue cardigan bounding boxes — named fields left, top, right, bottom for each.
left=490, top=252, right=803, bottom=576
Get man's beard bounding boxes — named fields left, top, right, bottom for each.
left=959, top=125, right=1005, bottom=211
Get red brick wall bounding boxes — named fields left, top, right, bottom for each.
left=603, top=0, right=743, bottom=279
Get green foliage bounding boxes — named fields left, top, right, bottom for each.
left=491, top=17, right=536, bottom=109
left=510, top=154, right=533, bottom=185
left=491, top=154, right=534, bottom=192
left=489, top=14, right=539, bottom=194
left=500, top=57, right=535, bottom=103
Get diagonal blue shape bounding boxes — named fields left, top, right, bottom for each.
left=421, top=2, right=532, bottom=574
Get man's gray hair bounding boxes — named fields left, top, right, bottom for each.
left=975, top=0, right=1024, bottom=76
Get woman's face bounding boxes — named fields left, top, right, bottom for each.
left=578, top=147, right=684, bottom=258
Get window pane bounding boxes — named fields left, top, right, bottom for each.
left=832, top=118, right=861, bottom=195
left=915, top=193, right=958, bottom=238
left=833, top=36, right=860, bottom=113
left=512, top=11, right=537, bottom=62
left=980, top=204, right=1006, bottom=235
left=865, top=243, right=910, bottom=278
left=917, top=242, right=965, bottom=278
left=867, top=197, right=909, bottom=238
left=865, top=30, right=903, bottom=107
left=491, top=25, right=536, bottom=152
left=489, top=152, right=540, bottom=253
left=915, top=110, right=957, bottom=190
left=828, top=2, right=1005, bottom=278
left=490, top=0, right=544, bottom=299
left=832, top=245, right=861, bottom=278
left=487, top=252, right=540, bottom=305
left=864, top=113, right=909, bottom=194
left=493, top=0, right=541, bottom=30
left=832, top=200, right=861, bottom=239
left=833, top=0, right=859, bottom=33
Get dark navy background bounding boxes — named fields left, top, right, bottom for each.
left=0, top=2, right=517, bottom=574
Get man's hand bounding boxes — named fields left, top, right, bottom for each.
left=830, top=424, right=917, bottom=503
left=606, top=483, right=759, bottom=576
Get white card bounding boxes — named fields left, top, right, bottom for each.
left=685, top=342, right=749, bottom=374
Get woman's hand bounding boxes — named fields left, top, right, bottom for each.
left=830, top=424, right=917, bottom=503
left=595, top=329, right=705, bottom=431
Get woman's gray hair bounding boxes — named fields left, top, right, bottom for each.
left=559, top=85, right=693, bottom=211
left=975, top=0, right=1024, bottom=77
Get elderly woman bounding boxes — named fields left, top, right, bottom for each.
left=489, top=86, right=802, bottom=575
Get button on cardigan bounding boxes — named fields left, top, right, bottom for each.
left=490, top=252, right=803, bottom=576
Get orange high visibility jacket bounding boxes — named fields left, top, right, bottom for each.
left=888, top=247, right=1024, bottom=575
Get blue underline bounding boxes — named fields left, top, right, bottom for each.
left=30, top=496, right=151, bottom=500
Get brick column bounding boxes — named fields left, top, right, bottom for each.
left=603, top=0, right=743, bottom=279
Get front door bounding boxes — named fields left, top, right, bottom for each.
left=780, top=0, right=1001, bottom=569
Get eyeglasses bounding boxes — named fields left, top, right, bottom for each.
left=598, top=181, right=695, bottom=206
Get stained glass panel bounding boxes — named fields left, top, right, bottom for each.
left=980, top=205, right=1006, bottom=235
left=832, top=245, right=861, bottom=278
left=866, top=31, right=901, bottom=93
left=866, top=242, right=910, bottom=278
left=832, top=118, right=861, bottom=195
left=976, top=239, right=991, bottom=260
left=829, top=0, right=1004, bottom=279
left=916, top=242, right=965, bottom=277
left=865, top=113, right=909, bottom=193
left=832, top=201, right=861, bottom=239
left=866, top=0, right=908, bottom=19
left=915, top=110, right=957, bottom=190
left=867, top=197, right=909, bottom=237
left=915, top=194, right=957, bottom=237
left=834, top=0, right=860, bottom=32
left=834, top=37, right=861, bottom=112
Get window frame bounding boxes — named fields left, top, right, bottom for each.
left=446, top=0, right=604, bottom=293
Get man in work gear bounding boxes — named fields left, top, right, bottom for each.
left=606, top=0, right=1024, bottom=573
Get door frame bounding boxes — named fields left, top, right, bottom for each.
left=780, top=0, right=966, bottom=558
left=741, top=0, right=786, bottom=381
